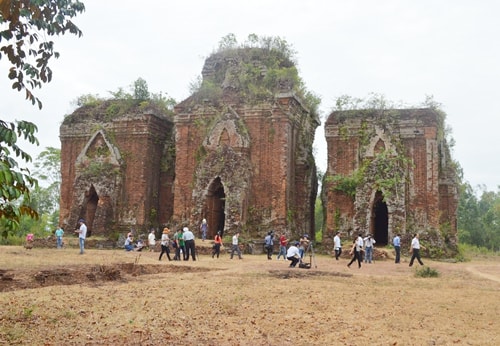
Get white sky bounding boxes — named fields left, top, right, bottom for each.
left=1, top=0, right=499, bottom=191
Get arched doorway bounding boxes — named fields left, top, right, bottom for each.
left=81, top=185, right=99, bottom=237
left=205, top=177, right=226, bottom=238
left=371, top=191, right=388, bottom=245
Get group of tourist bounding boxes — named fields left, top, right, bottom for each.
left=56, top=217, right=427, bottom=269
left=335, top=231, right=425, bottom=268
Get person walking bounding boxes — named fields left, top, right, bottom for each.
left=363, top=235, right=376, bottom=263
left=276, top=232, right=288, bottom=260
left=333, top=231, right=342, bottom=260
left=74, top=219, right=87, bottom=255
left=409, top=233, right=425, bottom=267
left=183, top=227, right=196, bottom=261
left=347, top=234, right=363, bottom=268
left=286, top=241, right=301, bottom=268
left=148, top=229, right=156, bottom=252
left=55, top=226, right=64, bottom=249
left=230, top=232, right=242, bottom=259
left=212, top=231, right=223, bottom=258
left=159, top=228, right=172, bottom=261
left=393, top=233, right=401, bottom=264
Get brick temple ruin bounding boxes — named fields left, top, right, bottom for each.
left=59, top=46, right=458, bottom=252
left=59, top=47, right=319, bottom=240
left=322, top=108, right=458, bottom=253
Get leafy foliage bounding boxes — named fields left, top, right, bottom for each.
left=0, top=0, right=85, bottom=108
left=414, top=266, right=439, bottom=278
left=458, top=183, right=500, bottom=251
left=68, top=78, right=177, bottom=121
left=0, top=120, right=39, bottom=236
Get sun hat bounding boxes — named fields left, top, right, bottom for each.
left=163, top=227, right=170, bottom=234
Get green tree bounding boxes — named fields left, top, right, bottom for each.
left=33, top=147, right=60, bottom=215
left=0, top=0, right=85, bottom=108
left=0, top=1, right=84, bottom=237
left=0, top=120, right=39, bottom=236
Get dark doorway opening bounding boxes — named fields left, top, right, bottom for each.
left=371, top=191, right=388, bottom=245
left=205, top=177, right=226, bottom=239
left=81, top=185, right=99, bottom=237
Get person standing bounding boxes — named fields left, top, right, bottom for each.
left=393, top=233, right=401, bottom=264
left=230, top=232, right=242, bottom=259
left=299, top=234, right=310, bottom=259
left=276, top=232, right=288, bottom=260
left=200, top=218, right=208, bottom=242
left=333, top=232, right=342, bottom=260
left=148, top=229, right=156, bottom=252
left=363, top=235, right=376, bottom=263
left=347, top=234, right=363, bottom=268
left=173, top=229, right=185, bottom=261
left=212, top=231, right=223, bottom=258
left=409, top=233, right=425, bottom=267
left=74, top=219, right=87, bottom=255
left=264, top=231, right=274, bottom=260
left=55, top=226, right=64, bottom=249
left=159, top=228, right=172, bottom=261
left=183, top=227, right=196, bottom=261
left=286, top=241, right=301, bottom=268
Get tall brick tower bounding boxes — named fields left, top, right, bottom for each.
left=172, top=47, right=319, bottom=240
left=323, top=108, right=458, bottom=253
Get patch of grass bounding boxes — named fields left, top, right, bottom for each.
left=415, top=266, right=439, bottom=278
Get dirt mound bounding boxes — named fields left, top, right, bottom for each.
left=0, top=264, right=213, bottom=292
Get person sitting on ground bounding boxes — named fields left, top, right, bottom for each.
left=135, top=239, right=145, bottom=252
left=286, top=241, right=302, bottom=268
left=124, top=233, right=134, bottom=251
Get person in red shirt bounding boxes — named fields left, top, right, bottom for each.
left=276, top=232, right=288, bottom=260
left=212, top=231, right=223, bottom=258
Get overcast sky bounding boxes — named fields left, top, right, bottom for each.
left=2, top=0, right=499, bottom=191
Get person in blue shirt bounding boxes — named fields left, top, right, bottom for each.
left=393, top=234, right=401, bottom=264
left=55, top=227, right=64, bottom=249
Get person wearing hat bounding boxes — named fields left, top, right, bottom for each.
left=200, top=218, right=208, bottom=242
left=159, top=227, right=172, bottom=261
left=182, top=226, right=196, bottom=261
left=286, top=241, right=301, bottom=267
left=74, top=219, right=87, bottom=255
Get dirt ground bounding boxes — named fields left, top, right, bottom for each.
left=0, top=244, right=498, bottom=345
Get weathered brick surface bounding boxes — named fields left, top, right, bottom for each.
left=60, top=102, right=174, bottom=235
left=323, top=109, right=458, bottom=252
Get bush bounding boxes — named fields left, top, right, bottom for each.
left=415, top=266, right=439, bottom=278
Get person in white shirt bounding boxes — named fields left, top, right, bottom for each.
left=74, top=219, right=87, bottom=255
left=286, top=241, right=301, bottom=267
left=347, top=233, right=364, bottom=268
left=409, top=233, right=425, bottom=267
left=363, top=235, right=376, bottom=263
left=148, top=229, right=156, bottom=252
left=182, top=227, right=196, bottom=261
left=230, top=232, right=242, bottom=259
left=333, top=232, right=342, bottom=260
